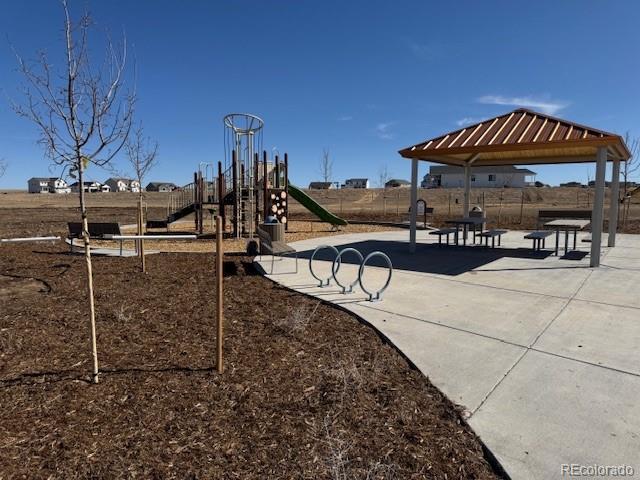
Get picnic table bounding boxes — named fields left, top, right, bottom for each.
left=544, top=219, right=591, bottom=256
left=445, top=217, right=485, bottom=246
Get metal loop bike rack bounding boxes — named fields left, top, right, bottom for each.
left=309, top=244, right=341, bottom=287
left=358, top=251, right=393, bottom=302
left=332, top=248, right=364, bottom=294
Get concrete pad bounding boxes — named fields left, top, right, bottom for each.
left=456, top=256, right=592, bottom=298
left=534, top=300, right=640, bottom=375
left=366, top=269, right=568, bottom=345
left=344, top=304, right=526, bottom=412
left=470, top=350, right=640, bottom=479
left=575, top=268, right=640, bottom=309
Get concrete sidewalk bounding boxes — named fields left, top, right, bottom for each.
left=255, top=229, right=640, bottom=479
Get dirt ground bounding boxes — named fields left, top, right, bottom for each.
left=0, top=241, right=502, bottom=479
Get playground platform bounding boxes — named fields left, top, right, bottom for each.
left=255, top=229, right=640, bottom=479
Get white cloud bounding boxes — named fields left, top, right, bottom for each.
left=477, top=95, right=569, bottom=115
left=455, top=117, right=484, bottom=127
left=337, top=115, right=353, bottom=122
left=375, top=122, right=395, bottom=140
left=405, top=39, right=440, bottom=61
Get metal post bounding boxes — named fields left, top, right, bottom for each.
left=463, top=164, right=471, bottom=216
left=284, top=153, right=289, bottom=231
left=409, top=158, right=418, bottom=253
left=274, top=155, right=280, bottom=189
left=263, top=150, right=269, bottom=220
left=232, top=151, right=238, bottom=238
left=608, top=159, right=621, bottom=247
left=590, top=147, right=607, bottom=267
left=216, top=216, right=224, bottom=374
left=193, top=171, right=199, bottom=232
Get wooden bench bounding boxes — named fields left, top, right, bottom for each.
left=428, top=227, right=458, bottom=245
left=68, top=222, right=123, bottom=254
left=256, top=227, right=298, bottom=274
left=537, top=209, right=591, bottom=229
left=478, top=229, right=508, bottom=248
left=524, top=230, right=554, bottom=251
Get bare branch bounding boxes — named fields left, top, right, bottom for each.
left=124, top=123, right=159, bottom=188
left=319, top=148, right=333, bottom=183
left=0, top=159, right=7, bottom=179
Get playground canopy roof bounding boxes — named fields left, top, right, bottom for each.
left=399, top=108, right=631, bottom=166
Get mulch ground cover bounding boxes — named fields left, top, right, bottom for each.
left=0, top=242, right=503, bottom=479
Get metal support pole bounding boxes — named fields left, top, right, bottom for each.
left=409, top=158, right=418, bottom=253
left=263, top=150, right=269, bottom=220
left=463, top=164, right=471, bottom=217
left=608, top=158, right=621, bottom=247
left=590, top=147, right=607, bottom=267
left=284, top=153, right=289, bottom=231
left=232, top=151, right=238, bottom=238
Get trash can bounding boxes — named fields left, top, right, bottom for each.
left=469, top=206, right=486, bottom=231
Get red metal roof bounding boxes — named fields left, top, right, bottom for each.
left=399, top=109, right=630, bottom=166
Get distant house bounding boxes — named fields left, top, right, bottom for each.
left=146, top=182, right=177, bottom=192
left=27, top=177, right=70, bottom=194
left=104, top=177, right=140, bottom=193
left=344, top=178, right=370, bottom=189
left=308, top=182, right=335, bottom=190
left=422, top=165, right=536, bottom=189
left=385, top=179, right=411, bottom=188
left=70, top=181, right=102, bottom=193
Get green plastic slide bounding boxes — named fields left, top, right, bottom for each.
left=288, top=184, right=348, bottom=226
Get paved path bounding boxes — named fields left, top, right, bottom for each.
left=255, top=230, right=640, bottom=479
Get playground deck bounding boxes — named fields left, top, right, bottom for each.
left=256, top=229, right=640, bottom=479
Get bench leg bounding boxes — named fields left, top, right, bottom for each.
left=498, top=235, right=502, bottom=247
left=573, top=230, right=577, bottom=250
left=491, top=236, right=495, bottom=248
left=555, top=230, right=559, bottom=255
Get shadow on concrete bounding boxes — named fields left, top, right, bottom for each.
left=296, top=240, right=556, bottom=276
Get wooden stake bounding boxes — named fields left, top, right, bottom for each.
left=216, top=216, right=224, bottom=374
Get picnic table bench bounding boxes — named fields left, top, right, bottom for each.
left=256, top=227, right=298, bottom=274
left=524, top=230, right=554, bottom=251
left=478, top=229, right=508, bottom=248
left=428, top=227, right=458, bottom=245
left=67, top=222, right=123, bottom=254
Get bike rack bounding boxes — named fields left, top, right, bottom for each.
left=309, top=245, right=393, bottom=301
left=358, top=251, right=393, bottom=302
left=331, top=247, right=364, bottom=294
left=309, top=244, right=341, bottom=287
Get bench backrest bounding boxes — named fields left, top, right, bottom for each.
left=256, top=228, right=272, bottom=249
left=537, top=209, right=591, bottom=220
left=68, top=222, right=121, bottom=238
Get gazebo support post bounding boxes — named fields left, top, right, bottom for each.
left=590, top=147, right=607, bottom=267
left=608, top=158, right=621, bottom=247
left=463, top=163, right=471, bottom=216
left=409, top=158, right=418, bottom=253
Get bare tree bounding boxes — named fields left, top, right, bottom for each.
left=0, top=159, right=6, bottom=178
left=377, top=164, right=390, bottom=188
left=621, top=133, right=639, bottom=199
left=124, top=124, right=158, bottom=273
left=12, top=0, right=135, bottom=383
left=319, top=148, right=333, bottom=184
left=621, top=133, right=640, bottom=227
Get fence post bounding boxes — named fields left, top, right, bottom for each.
left=216, top=216, right=224, bottom=374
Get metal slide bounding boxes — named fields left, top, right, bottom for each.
left=288, top=184, right=348, bottom=227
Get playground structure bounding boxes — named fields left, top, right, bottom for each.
left=158, top=113, right=347, bottom=240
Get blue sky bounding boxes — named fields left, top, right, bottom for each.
left=1, top=0, right=639, bottom=189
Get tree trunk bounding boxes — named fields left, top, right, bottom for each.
left=78, top=161, right=100, bottom=384
left=138, top=194, right=146, bottom=273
